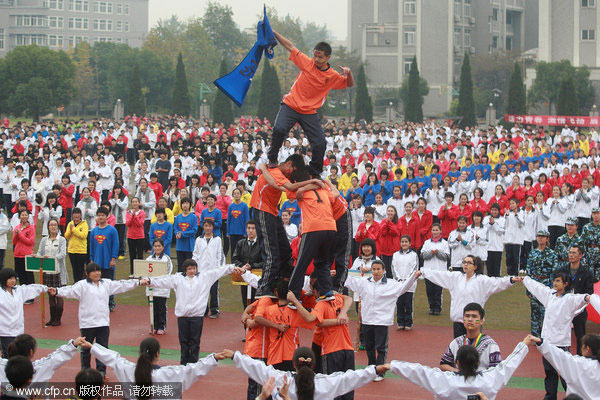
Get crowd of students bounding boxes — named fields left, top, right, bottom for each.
left=0, top=113, right=600, bottom=400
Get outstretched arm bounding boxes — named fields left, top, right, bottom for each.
left=273, top=30, right=294, bottom=52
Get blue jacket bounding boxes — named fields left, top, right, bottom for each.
left=227, top=201, right=249, bottom=236
left=200, top=208, right=223, bottom=237
left=90, top=225, right=120, bottom=269
left=279, top=199, right=301, bottom=226
left=174, top=213, right=198, bottom=252
left=149, top=221, right=173, bottom=256
left=363, top=183, right=381, bottom=206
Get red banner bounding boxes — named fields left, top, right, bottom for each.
left=504, top=114, right=600, bottom=127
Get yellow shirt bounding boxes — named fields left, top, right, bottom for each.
left=337, top=173, right=357, bottom=196
left=64, top=220, right=89, bottom=254
left=579, top=139, right=590, bottom=156
left=152, top=207, right=175, bottom=224
left=241, top=192, right=251, bottom=207
left=392, top=165, right=407, bottom=180
left=488, top=150, right=501, bottom=168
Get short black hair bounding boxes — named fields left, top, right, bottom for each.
left=75, top=368, right=104, bottom=400
left=181, top=259, right=197, bottom=271
left=85, top=262, right=102, bottom=275
left=314, top=41, right=332, bottom=56
left=463, top=302, right=485, bottom=319
left=0, top=268, right=16, bottom=288
left=203, top=219, right=215, bottom=228
left=246, top=219, right=256, bottom=228
left=96, top=207, right=109, bottom=216
left=5, top=355, right=33, bottom=389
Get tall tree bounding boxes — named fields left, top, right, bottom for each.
left=354, top=64, right=372, bottom=122
left=126, top=64, right=145, bottom=115
left=11, top=77, right=53, bottom=122
left=71, top=42, right=95, bottom=115
left=506, top=61, right=527, bottom=115
left=404, top=57, right=424, bottom=123
left=257, top=60, right=282, bottom=124
left=202, top=1, right=248, bottom=62
left=470, top=52, right=515, bottom=117
left=557, top=76, right=579, bottom=115
left=213, top=58, right=234, bottom=126
left=458, top=52, right=476, bottom=128
left=172, top=52, right=191, bottom=116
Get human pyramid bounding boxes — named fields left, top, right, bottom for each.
left=1, top=31, right=600, bottom=400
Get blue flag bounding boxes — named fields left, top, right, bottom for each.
left=213, top=6, right=277, bottom=107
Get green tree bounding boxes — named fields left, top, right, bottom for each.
left=507, top=62, right=527, bottom=115
left=403, top=57, right=426, bottom=123
left=202, top=1, right=249, bottom=62
left=257, top=60, right=282, bottom=124
left=172, top=52, right=191, bottom=116
left=354, top=64, right=372, bottom=122
left=126, top=64, right=145, bottom=115
left=470, top=52, right=515, bottom=117
left=71, top=42, right=96, bottom=115
left=557, top=76, right=579, bottom=115
left=213, top=58, right=234, bottom=125
left=458, top=52, right=476, bottom=128
left=0, top=45, right=75, bottom=120
left=301, top=21, right=332, bottom=50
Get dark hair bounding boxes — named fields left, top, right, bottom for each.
left=0, top=268, right=16, bottom=288
left=202, top=219, right=215, bottom=228
left=314, top=41, right=332, bottom=56
left=471, top=211, right=483, bottom=225
left=371, top=259, right=385, bottom=269
left=444, top=192, right=455, bottom=200
left=96, top=206, right=110, bottom=216
left=360, top=238, right=377, bottom=255
left=293, top=347, right=316, bottom=400
left=463, top=302, right=485, bottom=319
left=135, top=338, right=160, bottom=399
left=112, top=184, right=126, bottom=200
left=581, top=334, right=600, bottom=364
left=246, top=219, right=256, bottom=228
left=456, top=345, right=479, bottom=380
left=274, top=279, right=288, bottom=300
left=7, top=334, right=36, bottom=358
left=553, top=270, right=572, bottom=290
left=155, top=207, right=166, bottom=217
left=75, top=368, right=104, bottom=400
left=465, top=255, right=484, bottom=274
left=206, top=194, right=217, bottom=201
left=457, top=215, right=468, bottom=224
left=364, top=206, right=375, bottom=216
left=400, top=234, right=412, bottom=243
left=180, top=197, right=192, bottom=206
left=85, top=262, right=102, bottom=275
left=5, top=355, right=33, bottom=388
left=181, top=259, right=197, bottom=272
left=152, top=238, right=165, bottom=248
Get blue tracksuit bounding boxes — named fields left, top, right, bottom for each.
left=174, top=213, right=198, bottom=251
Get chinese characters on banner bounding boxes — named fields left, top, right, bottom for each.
left=504, top=114, right=600, bottom=127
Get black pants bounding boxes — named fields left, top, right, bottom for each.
left=577, top=217, right=590, bottom=234
left=273, top=360, right=294, bottom=371
left=101, top=190, right=109, bottom=201
left=3, top=194, right=12, bottom=217
left=14, top=257, right=34, bottom=285
left=487, top=251, right=502, bottom=277
left=0, top=249, right=6, bottom=269
left=520, top=241, right=532, bottom=270
left=177, top=251, right=193, bottom=273
left=573, top=310, right=587, bottom=355
left=289, top=230, right=336, bottom=297
left=143, top=220, right=152, bottom=251
left=549, top=225, right=565, bottom=249
left=246, top=357, right=267, bottom=400
left=425, top=278, right=443, bottom=313
left=311, top=342, right=323, bottom=374
left=100, top=268, right=115, bottom=309
left=504, top=244, right=521, bottom=276
left=396, top=292, right=414, bottom=327
left=254, top=209, right=293, bottom=296
left=115, top=224, right=126, bottom=256
left=177, top=316, right=204, bottom=365
left=381, top=254, right=393, bottom=280
left=127, top=148, right=136, bottom=164
left=127, top=238, right=146, bottom=274
left=69, top=253, right=88, bottom=282
left=351, top=239, right=360, bottom=263
left=152, top=296, right=168, bottom=331
left=205, top=281, right=219, bottom=315
left=363, top=324, right=388, bottom=370
left=240, top=285, right=256, bottom=309
left=221, top=226, right=230, bottom=256
left=542, top=346, right=568, bottom=400
left=0, top=336, right=15, bottom=358
left=453, top=322, right=467, bottom=338
left=80, top=326, right=109, bottom=373
left=331, top=212, right=352, bottom=292
left=323, top=349, right=355, bottom=400
left=268, top=103, right=326, bottom=173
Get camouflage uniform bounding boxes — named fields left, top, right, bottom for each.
left=554, top=233, right=584, bottom=270
left=581, top=221, right=600, bottom=282
left=525, top=246, right=558, bottom=337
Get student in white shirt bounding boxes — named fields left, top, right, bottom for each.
left=192, top=219, right=225, bottom=319
left=468, top=211, right=488, bottom=265
left=281, top=210, right=298, bottom=244
left=143, top=258, right=243, bottom=365
left=0, top=268, right=48, bottom=357
left=350, top=238, right=380, bottom=348
left=145, top=238, right=173, bottom=335
left=391, top=235, right=419, bottom=331
left=484, top=203, right=506, bottom=277
left=48, top=262, right=140, bottom=375
left=421, top=223, right=450, bottom=315
left=523, top=271, right=591, bottom=400
left=349, top=194, right=365, bottom=260
left=545, top=185, right=569, bottom=248
left=373, top=193, right=387, bottom=223
left=448, top=216, right=474, bottom=271
left=520, top=195, right=538, bottom=270
left=380, top=336, right=532, bottom=400
left=504, top=197, right=525, bottom=276
left=420, top=255, right=517, bottom=338
left=575, top=176, right=599, bottom=231
left=81, top=337, right=225, bottom=400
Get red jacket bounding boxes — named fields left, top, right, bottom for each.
left=355, top=221, right=380, bottom=243
left=458, top=204, right=473, bottom=224
left=13, top=223, right=35, bottom=258
left=376, top=219, right=400, bottom=256
left=412, top=209, right=433, bottom=249
left=487, top=195, right=509, bottom=214
left=148, top=181, right=163, bottom=203
left=470, top=199, right=488, bottom=215
left=399, top=215, right=418, bottom=248
left=216, top=195, right=232, bottom=221
left=125, top=210, right=146, bottom=239
left=506, top=185, right=525, bottom=206
left=194, top=200, right=206, bottom=225
left=60, top=184, right=75, bottom=209
left=565, top=173, right=582, bottom=190
left=438, top=204, right=459, bottom=239
left=533, top=183, right=552, bottom=200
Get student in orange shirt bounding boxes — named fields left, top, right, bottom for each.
left=287, top=281, right=356, bottom=400
left=250, top=155, right=321, bottom=298
left=268, top=30, right=354, bottom=174
left=323, top=180, right=352, bottom=294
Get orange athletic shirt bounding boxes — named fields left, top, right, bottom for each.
left=331, top=193, right=348, bottom=221
left=244, top=298, right=273, bottom=359
left=287, top=188, right=336, bottom=233
left=264, top=303, right=315, bottom=365
left=250, top=167, right=289, bottom=216
left=311, top=294, right=353, bottom=355
left=282, top=48, right=348, bottom=114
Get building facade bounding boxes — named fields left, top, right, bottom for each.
left=0, top=0, right=148, bottom=57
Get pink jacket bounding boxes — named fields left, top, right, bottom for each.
left=13, top=224, right=35, bottom=258
left=126, top=210, right=146, bottom=239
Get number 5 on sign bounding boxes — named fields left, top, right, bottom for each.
left=132, top=260, right=168, bottom=336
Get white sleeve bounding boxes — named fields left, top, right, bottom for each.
left=156, top=354, right=218, bottom=391
left=392, top=273, right=418, bottom=297
left=523, top=276, right=552, bottom=307
left=537, top=341, right=588, bottom=386
left=232, top=351, right=286, bottom=392
left=150, top=274, right=178, bottom=290
left=389, top=360, right=450, bottom=394
left=591, top=294, right=600, bottom=314
left=487, top=342, right=529, bottom=394
left=56, top=283, right=81, bottom=300
left=106, top=279, right=139, bottom=296
left=483, top=276, right=513, bottom=297
left=32, top=341, right=79, bottom=382
left=566, top=293, right=590, bottom=316
left=204, top=264, right=235, bottom=285
left=344, top=275, right=363, bottom=294
left=20, top=284, right=48, bottom=302
left=420, top=270, right=455, bottom=290
left=318, top=365, right=378, bottom=398
left=90, top=343, right=135, bottom=383
left=241, top=271, right=259, bottom=289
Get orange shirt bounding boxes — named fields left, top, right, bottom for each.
left=288, top=188, right=336, bottom=233
left=264, top=303, right=315, bottom=365
left=244, top=298, right=274, bottom=359
left=249, top=167, right=289, bottom=216
left=283, top=48, right=348, bottom=114
left=331, top=194, right=349, bottom=221
left=311, top=294, right=353, bottom=355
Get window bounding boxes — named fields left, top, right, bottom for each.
left=124, top=3, right=128, bottom=14
left=464, top=0, right=471, bottom=17
left=94, top=19, right=112, bottom=31
left=15, top=34, right=47, bottom=46
left=116, top=20, right=122, bottom=31
left=49, top=16, right=63, bottom=28
left=403, top=59, right=412, bottom=74
left=116, top=3, right=121, bottom=14
left=464, top=29, right=471, bottom=47
left=582, top=29, right=596, bottom=40
left=403, top=27, right=416, bottom=45
left=506, top=36, right=512, bottom=50
left=454, top=27, right=461, bottom=46
left=454, top=0, right=462, bottom=16
left=49, top=0, right=63, bottom=9
left=492, top=8, right=498, bottom=21
left=506, top=11, right=512, bottom=25
left=69, top=0, right=88, bottom=11
left=404, top=0, right=416, bottom=15
left=49, top=35, right=63, bottom=47
left=0, top=29, right=4, bottom=50
left=492, top=36, right=498, bottom=49
left=16, top=16, right=47, bottom=27
left=124, top=21, right=128, bottom=32
left=69, top=18, right=88, bottom=30
left=582, top=0, right=596, bottom=7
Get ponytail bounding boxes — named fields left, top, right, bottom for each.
left=134, top=338, right=160, bottom=399
left=456, top=345, right=479, bottom=380
left=7, top=334, right=36, bottom=358
left=581, top=334, right=600, bottom=364
left=293, top=347, right=316, bottom=400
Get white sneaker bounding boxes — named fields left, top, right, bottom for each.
left=374, top=375, right=384, bottom=382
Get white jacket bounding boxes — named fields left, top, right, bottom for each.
left=145, top=253, right=173, bottom=298
left=232, top=351, right=377, bottom=400
left=544, top=197, right=569, bottom=227
left=345, top=274, right=417, bottom=326
left=76, top=198, right=97, bottom=230
left=575, top=187, right=599, bottom=218
left=192, top=236, right=225, bottom=271
left=523, top=277, right=589, bottom=347
left=448, top=229, right=474, bottom=269
left=391, top=250, right=419, bottom=292
left=421, top=238, right=450, bottom=272
left=150, top=265, right=234, bottom=318
left=424, top=188, right=444, bottom=216
left=534, top=203, right=549, bottom=232
left=468, top=225, right=489, bottom=261
left=537, top=341, right=600, bottom=400
left=420, top=270, right=513, bottom=323
left=503, top=210, right=525, bottom=245
left=349, top=206, right=365, bottom=237
left=521, top=207, right=538, bottom=242
left=0, top=284, right=47, bottom=336
left=57, top=279, right=139, bottom=328
left=483, top=215, right=505, bottom=252
left=591, top=294, right=600, bottom=314
left=90, top=343, right=218, bottom=398
left=0, top=212, right=11, bottom=249
left=389, top=342, right=529, bottom=400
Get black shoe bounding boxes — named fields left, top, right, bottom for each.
left=209, top=313, right=219, bottom=319
left=24, top=299, right=34, bottom=305
left=428, top=310, right=434, bottom=315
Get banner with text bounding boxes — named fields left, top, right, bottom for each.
left=504, top=114, right=600, bottom=127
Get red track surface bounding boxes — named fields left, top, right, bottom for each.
left=22, top=300, right=561, bottom=399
